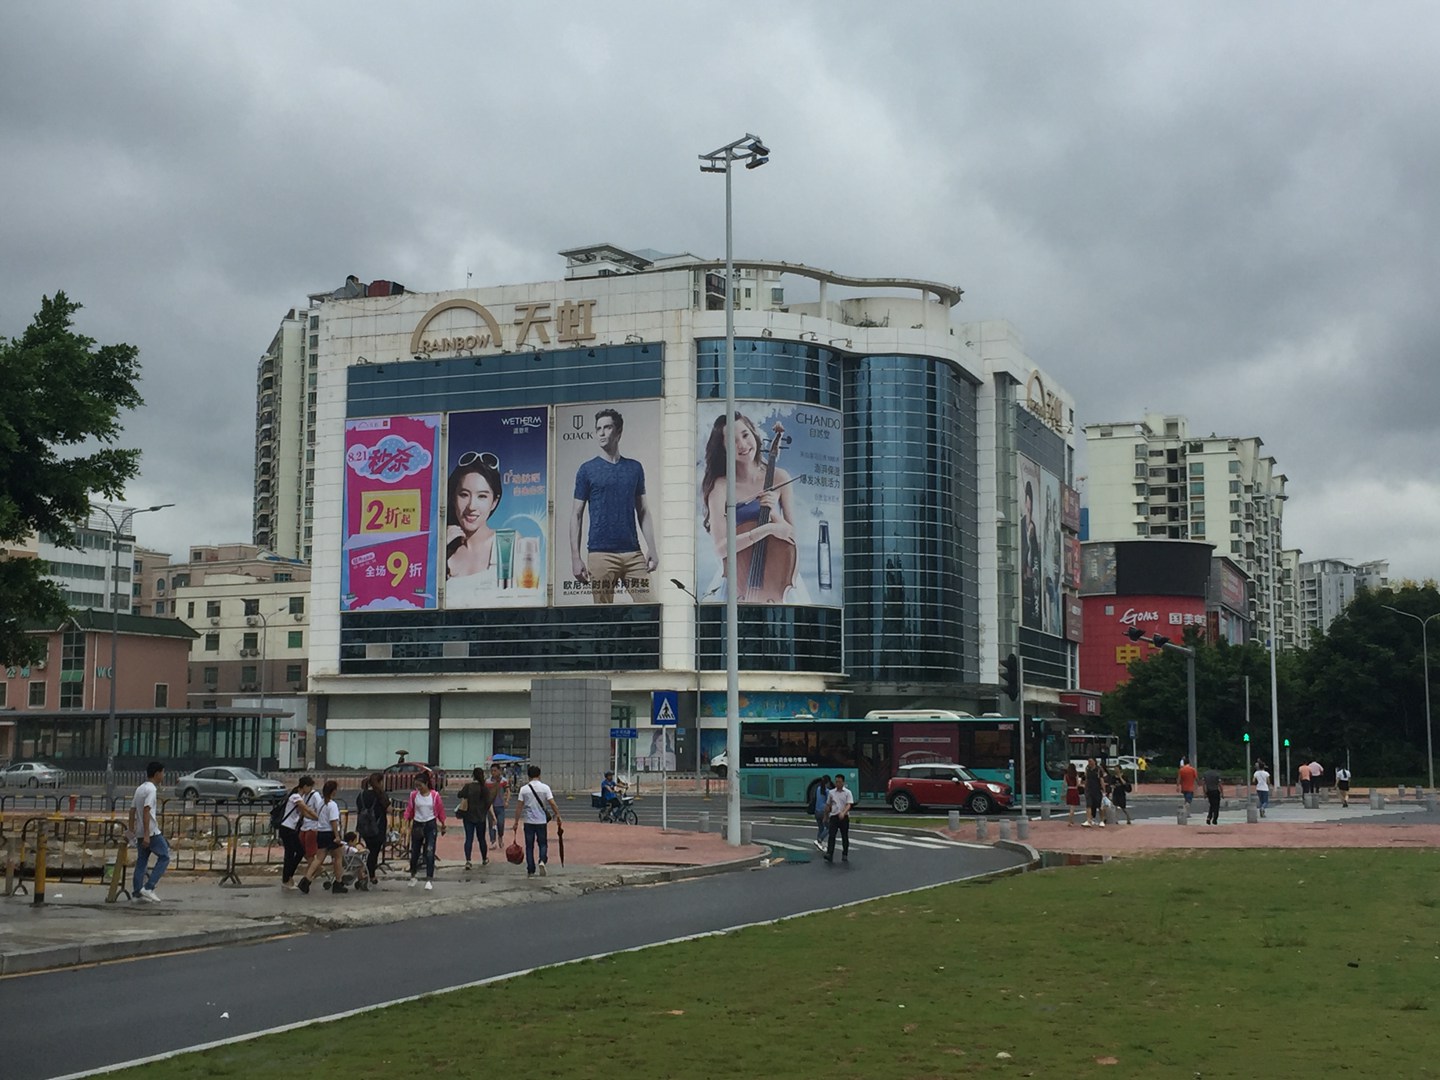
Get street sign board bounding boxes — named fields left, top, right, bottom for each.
left=652, top=690, right=680, bottom=726
left=610, top=727, right=638, bottom=739
left=1127, top=721, right=1138, bottom=740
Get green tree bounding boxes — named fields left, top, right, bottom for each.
left=0, top=292, right=143, bottom=664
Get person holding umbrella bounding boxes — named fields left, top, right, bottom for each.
left=516, top=765, right=563, bottom=877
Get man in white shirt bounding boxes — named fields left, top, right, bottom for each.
left=1308, top=760, right=1325, bottom=796
left=517, top=765, right=563, bottom=877
left=1334, top=765, right=1352, bottom=807
left=824, top=773, right=855, bottom=863
left=130, top=761, right=170, bottom=902
left=1252, top=761, right=1271, bottom=818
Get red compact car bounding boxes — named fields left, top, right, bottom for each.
left=886, top=763, right=1012, bottom=815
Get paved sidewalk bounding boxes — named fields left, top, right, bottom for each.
left=0, top=820, right=758, bottom=976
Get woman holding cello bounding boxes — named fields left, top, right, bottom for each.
left=700, top=410, right=807, bottom=603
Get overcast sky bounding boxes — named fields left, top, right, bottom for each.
left=3, top=2, right=1436, bottom=583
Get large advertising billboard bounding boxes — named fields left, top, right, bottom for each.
left=553, top=400, right=664, bottom=606
left=1019, top=453, right=1063, bottom=633
left=694, top=401, right=843, bottom=608
left=342, top=415, right=441, bottom=611
left=442, top=407, right=549, bottom=609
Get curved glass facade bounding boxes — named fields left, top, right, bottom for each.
left=844, top=356, right=979, bottom=685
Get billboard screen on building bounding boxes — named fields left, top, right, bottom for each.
left=553, top=400, right=664, bottom=606
left=1082, top=542, right=1118, bottom=595
left=341, top=414, right=441, bottom=611
left=1061, top=483, right=1081, bottom=533
left=1019, top=454, right=1063, bottom=633
left=442, top=407, right=549, bottom=609
left=694, top=401, right=844, bottom=608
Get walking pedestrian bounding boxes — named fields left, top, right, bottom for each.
left=517, top=765, right=562, bottom=877
left=298, top=779, right=345, bottom=893
left=278, top=775, right=319, bottom=888
left=813, top=775, right=832, bottom=850
left=1298, top=761, right=1312, bottom=795
left=1082, top=758, right=1105, bottom=826
left=1252, top=760, right=1271, bottom=817
left=457, top=767, right=495, bottom=871
left=129, top=761, right=170, bottom=902
left=487, top=763, right=510, bottom=847
left=1064, top=762, right=1081, bottom=826
left=1335, top=764, right=1352, bottom=807
left=1106, top=769, right=1133, bottom=824
left=824, top=773, right=854, bottom=862
left=1308, top=759, right=1325, bottom=796
left=405, top=773, right=447, bottom=890
left=354, top=772, right=389, bottom=885
left=1202, top=767, right=1223, bottom=825
left=1176, top=758, right=1198, bottom=809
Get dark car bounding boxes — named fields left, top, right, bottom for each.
left=886, top=762, right=1013, bottom=815
left=381, top=761, right=446, bottom=792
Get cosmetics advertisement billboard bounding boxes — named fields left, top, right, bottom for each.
left=342, top=414, right=441, bottom=611
left=694, top=401, right=844, bottom=608
left=442, top=407, right=550, bottom=609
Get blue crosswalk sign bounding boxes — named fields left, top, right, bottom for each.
left=652, top=690, right=679, bottom=726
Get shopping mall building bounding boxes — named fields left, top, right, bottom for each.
left=297, top=246, right=1082, bottom=782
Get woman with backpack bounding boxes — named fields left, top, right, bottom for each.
left=404, top=772, right=447, bottom=890
left=355, top=772, right=389, bottom=885
left=277, top=775, right=319, bottom=888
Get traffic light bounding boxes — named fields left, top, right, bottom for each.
left=1125, top=626, right=1145, bottom=642
left=1283, top=738, right=1290, bottom=747
left=1243, top=732, right=1250, bottom=743
left=1151, top=634, right=1171, bottom=648
left=1000, top=653, right=1020, bottom=700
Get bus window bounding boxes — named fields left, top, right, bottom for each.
left=1043, top=732, right=1070, bottom=780
left=969, top=729, right=1013, bottom=770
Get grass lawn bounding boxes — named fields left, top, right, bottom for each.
left=116, top=850, right=1440, bottom=1079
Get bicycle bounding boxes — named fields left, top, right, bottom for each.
left=597, top=795, right=638, bottom=825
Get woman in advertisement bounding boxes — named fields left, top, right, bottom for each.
left=445, top=451, right=503, bottom=608
left=701, top=411, right=808, bottom=604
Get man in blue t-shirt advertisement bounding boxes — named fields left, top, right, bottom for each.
left=569, top=407, right=658, bottom=603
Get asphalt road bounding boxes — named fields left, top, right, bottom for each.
left=2, top=822, right=1024, bottom=1080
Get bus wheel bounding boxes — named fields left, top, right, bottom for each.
left=968, top=793, right=992, bottom=815
left=890, top=792, right=914, bottom=814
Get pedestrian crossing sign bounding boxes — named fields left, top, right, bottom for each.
left=652, top=690, right=679, bottom=726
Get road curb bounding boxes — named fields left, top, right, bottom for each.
left=0, top=920, right=290, bottom=976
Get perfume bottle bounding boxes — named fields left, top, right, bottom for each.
left=519, top=537, right=539, bottom=590
left=817, top=520, right=832, bottom=590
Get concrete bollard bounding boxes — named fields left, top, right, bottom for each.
left=741, top=821, right=753, bottom=845
left=1040, top=803, right=1051, bottom=820
left=998, top=819, right=1012, bottom=841
left=1247, top=805, right=1259, bottom=824
left=976, top=818, right=989, bottom=842
left=948, top=810, right=960, bottom=830
left=1398, top=785, right=1407, bottom=799
left=697, top=811, right=710, bottom=834
left=1426, top=793, right=1437, bottom=813
left=1177, top=808, right=1188, bottom=825
left=1017, top=817, right=1031, bottom=841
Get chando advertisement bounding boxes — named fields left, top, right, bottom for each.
left=1019, top=453, right=1063, bottom=633
left=694, top=400, right=843, bottom=608
left=442, top=407, right=549, bottom=609
left=552, top=400, right=664, bottom=607
left=341, top=415, right=441, bottom=611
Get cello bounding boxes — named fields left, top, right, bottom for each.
left=734, top=422, right=798, bottom=603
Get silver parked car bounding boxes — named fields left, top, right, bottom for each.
left=173, top=766, right=287, bottom=804
left=0, top=761, right=65, bottom=787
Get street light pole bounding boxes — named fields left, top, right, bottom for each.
left=1126, top=627, right=1196, bottom=767
left=700, top=133, right=769, bottom=847
left=96, top=503, right=173, bottom=803
left=247, top=601, right=289, bottom=775
left=1383, top=605, right=1438, bottom=791
left=1267, top=493, right=1287, bottom=802
left=672, top=579, right=720, bottom=793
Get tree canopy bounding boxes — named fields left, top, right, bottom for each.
left=0, top=292, right=143, bottom=664
left=1102, top=583, right=1440, bottom=779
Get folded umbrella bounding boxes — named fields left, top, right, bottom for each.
left=557, top=822, right=566, bottom=867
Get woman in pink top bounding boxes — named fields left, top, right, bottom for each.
left=404, top=773, right=447, bottom=890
